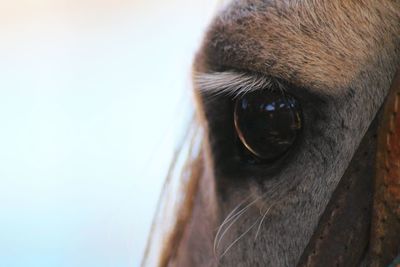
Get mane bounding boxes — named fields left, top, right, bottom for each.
left=141, top=118, right=204, bottom=267
left=142, top=0, right=400, bottom=266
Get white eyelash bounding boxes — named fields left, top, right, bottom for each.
left=193, top=71, right=284, bottom=97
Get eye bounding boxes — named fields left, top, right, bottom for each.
left=234, top=90, right=302, bottom=163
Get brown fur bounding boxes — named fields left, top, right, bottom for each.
left=197, top=0, right=400, bottom=93
left=144, top=1, right=400, bottom=266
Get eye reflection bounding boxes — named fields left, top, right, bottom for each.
left=234, top=90, right=302, bottom=162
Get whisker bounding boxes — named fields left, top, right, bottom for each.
left=215, top=196, right=251, bottom=231
left=214, top=180, right=289, bottom=261
left=215, top=202, right=252, bottom=253
left=213, top=195, right=252, bottom=255
left=219, top=217, right=262, bottom=259
left=254, top=203, right=276, bottom=241
left=214, top=196, right=261, bottom=255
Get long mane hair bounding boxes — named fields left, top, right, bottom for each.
left=141, top=115, right=204, bottom=267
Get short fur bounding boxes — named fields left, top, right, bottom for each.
left=146, top=1, right=400, bottom=267
left=196, top=0, right=400, bottom=93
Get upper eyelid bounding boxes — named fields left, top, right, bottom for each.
left=193, top=70, right=332, bottom=106
left=193, top=71, right=285, bottom=98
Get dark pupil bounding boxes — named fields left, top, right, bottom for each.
left=234, top=90, right=302, bottom=162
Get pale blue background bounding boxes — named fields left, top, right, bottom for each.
left=0, top=1, right=216, bottom=266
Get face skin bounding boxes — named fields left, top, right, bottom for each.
left=167, top=1, right=400, bottom=266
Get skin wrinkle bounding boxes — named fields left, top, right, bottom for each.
left=167, top=1, right=400, bottom=267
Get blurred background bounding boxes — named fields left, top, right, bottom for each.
left=0, top=1, right=217, bottom=266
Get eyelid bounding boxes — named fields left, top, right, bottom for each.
left=194, top=70, right=331, bottom=105
left=193, top=71, right=283, bottom=98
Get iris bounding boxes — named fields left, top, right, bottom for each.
left=234, top=90, right=302, bottom=162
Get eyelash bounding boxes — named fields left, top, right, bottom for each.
left=198, top=71, right=329, bottom=179
left=194, top=71, right=285, bottom=98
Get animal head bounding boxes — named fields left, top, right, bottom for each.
left=145, top=1, right=400, bottom=266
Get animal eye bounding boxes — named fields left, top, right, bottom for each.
left=234, top=90, right=302, bottom=163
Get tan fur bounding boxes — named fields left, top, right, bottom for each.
left=198, top=0, right=400, bottom=93
left=144, top=1, right=400, bottom=266
left=178, top=1, right=400, bottom=265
